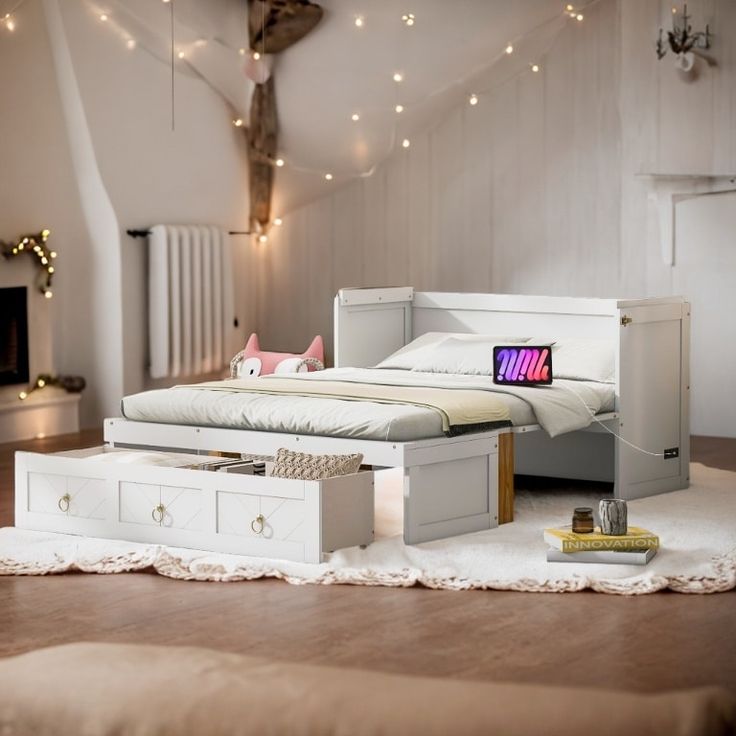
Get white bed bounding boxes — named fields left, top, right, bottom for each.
left=106, top=288, right=690, bottom=545
left=121, top=369, right=615, bottom=442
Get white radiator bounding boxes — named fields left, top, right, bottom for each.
left=148, top=225, right=235, bottom=379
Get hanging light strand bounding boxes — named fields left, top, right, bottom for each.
left=0, top=229, right=57, bottom=298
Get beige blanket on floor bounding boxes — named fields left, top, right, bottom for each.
left=0, top=643, right=733, bottom=736
left=178, top=377, right=510, bottom=433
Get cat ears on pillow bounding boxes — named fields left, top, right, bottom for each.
left=244, top=333, right=324, bottom=360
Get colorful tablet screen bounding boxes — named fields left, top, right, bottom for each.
left=493, top=346, right=552, bottom=385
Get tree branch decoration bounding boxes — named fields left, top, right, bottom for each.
left=1, top=229, right=57, bottom=299
left=245, top=0, right=323, bottom=234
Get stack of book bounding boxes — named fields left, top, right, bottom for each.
left=544, top=525, right=659, bottom=565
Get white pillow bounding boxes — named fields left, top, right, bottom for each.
left=375, top=333, right=528, bottom=371
left=408, top=336, right=530, bottom=376
left=534, top=338, right=615, bottom=383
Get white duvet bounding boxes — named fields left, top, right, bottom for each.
left=259, top=368, right=614, bottom=437
left=122, top=368, right=614, bottom=441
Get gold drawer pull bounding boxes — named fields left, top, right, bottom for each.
left=250, top=513, right=265, bottom=535
left=58, top=493, right=71, bottom=513
left=152, top=503, right=165, bottom=525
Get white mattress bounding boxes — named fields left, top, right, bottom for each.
left=122, top=369, right=615, bottom=443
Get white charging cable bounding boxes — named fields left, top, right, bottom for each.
left=557, top=382, right=665, bottom=458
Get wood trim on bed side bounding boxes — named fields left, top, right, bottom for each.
left=498, top=432, right=514, bottom=524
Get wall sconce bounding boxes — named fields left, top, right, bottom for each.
left=656, top=3, right=712, bottom=74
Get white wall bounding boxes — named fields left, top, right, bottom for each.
left=259, top=0, right=736, bottom=436
left=0, top=0, right=91, bottom=407
left=0, top=0, right=254, bottom=426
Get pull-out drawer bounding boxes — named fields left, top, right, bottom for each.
left=14, top=447, right=374, bottom=563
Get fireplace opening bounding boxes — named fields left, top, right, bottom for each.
left=0, top=287, right=30, bottom=386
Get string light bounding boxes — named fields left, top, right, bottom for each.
left=252, top=51, right=261, bottom=60
left=126, top=39, right=136, bottom=49
left=233, top=118, right=244, bottom=127
left=469, top=93, right=479, bottom=106
left=275, top=158, right=285, bottom=167
left=16, top=374, right=86, bottom=402
left=576, top=13, right=584, bottom=21
left=402, top=138, right=410, bottom=148
left=273, top=217, right=283, bottom=226
left=5, top=15, right=15, bottom=31
left=505, top=44, right=514, bottom=54
left=354, top=15, right=364, bottom=27
left=177, top=50, right=185, bottom=59
left=239, top=47, right=246, bottom=55
left=99, top=13, right=108, bottom=22
left=1, top=229, right=57, bottom=297
left=401, top=13, right=415, bottom=27
left=324, top=173, right=333, bottom=180
left=351, top=113, right=360, bottom=121
left=531, top=63, right=540, bottom=72
left=392, top=72, right=403, bottom=82
left=258, top=234, right=268, bottom=243
left=395, top=104, right=404, bottom=113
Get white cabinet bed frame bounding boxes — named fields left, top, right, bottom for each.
left=104, top=289, right=690, bottom=546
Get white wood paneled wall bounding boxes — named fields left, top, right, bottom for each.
left=255, top=0, right=736, bottom=436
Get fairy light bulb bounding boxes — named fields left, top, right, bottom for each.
left=351, top=113, right=360, bottom=121
left=37, top=378, right=46, bottom=388
left=402, top=138, right=410, bottom=148
left=48, top=266, right=54, bottom=274
left=44, top=291, right=53, bottom=299
left=50, top=251, right=57, bottom=258
left=5, top=16, right=15, bottom=31
left=505, top=44, right=514, bottom=54
left=576, top=13, right=584, bottom=21
left=401, top=13, right=415, bottom=26
left=273, top=217, right=283, bottom=226
left=239, top=47, right=246, bottom=55
left=233, top=118, right=244, bottom=127
left=18, top=391, right=27, bottom=400
left=469, top=93, right=479, bottom=106
left=99, top=13, right=108, bottom=22
left=126, top=39, right=136, bottom=49
left=178, top=51, right=185, bottom=59
left=325, top=173, right=333, bottom=181
left=531, top=63, right=540, bottom=72
left=275, top=158, right=285, bottom=167
left=354, top=15, right=364, bottom=27
left=393, top=72, right=403, bottom=83
left=253, top=51, right=261, bottom=60
left=258, top=234, right=268, bottom=244
left=42, top=229, right=50, bottom=238
left=566, top=3, right=574, bottom=10
left=395, top=104, right=404, bottom=113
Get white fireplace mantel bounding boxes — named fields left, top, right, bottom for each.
left=637, top=173, right=736, bottom=266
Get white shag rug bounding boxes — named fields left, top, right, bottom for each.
left=1, top=462, right=734, bottom=595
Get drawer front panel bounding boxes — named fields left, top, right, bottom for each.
left=217, top=491, right=309, bottom=544
left=28, top=472, right=107, bottom=520
left=119, top=482, right=204, bottom=531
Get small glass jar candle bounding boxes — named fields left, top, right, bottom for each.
left=572, top=507, right=595, bottom=534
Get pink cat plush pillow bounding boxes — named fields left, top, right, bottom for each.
left=237, top=333, right=324, bottom=377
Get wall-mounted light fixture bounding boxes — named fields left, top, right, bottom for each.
left=656, top=3, right=711, bottom=73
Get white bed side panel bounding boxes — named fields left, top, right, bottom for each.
left=615, top=303, right=689, bottom=499
left=334, top=288, right=413, bottom=367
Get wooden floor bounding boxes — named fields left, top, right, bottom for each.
left=1, top=430, right=734, bottom=695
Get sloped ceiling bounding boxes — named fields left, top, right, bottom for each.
left=270, top=0, right=565, bottom=213
left=45, top=0, right=567, bottom=216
